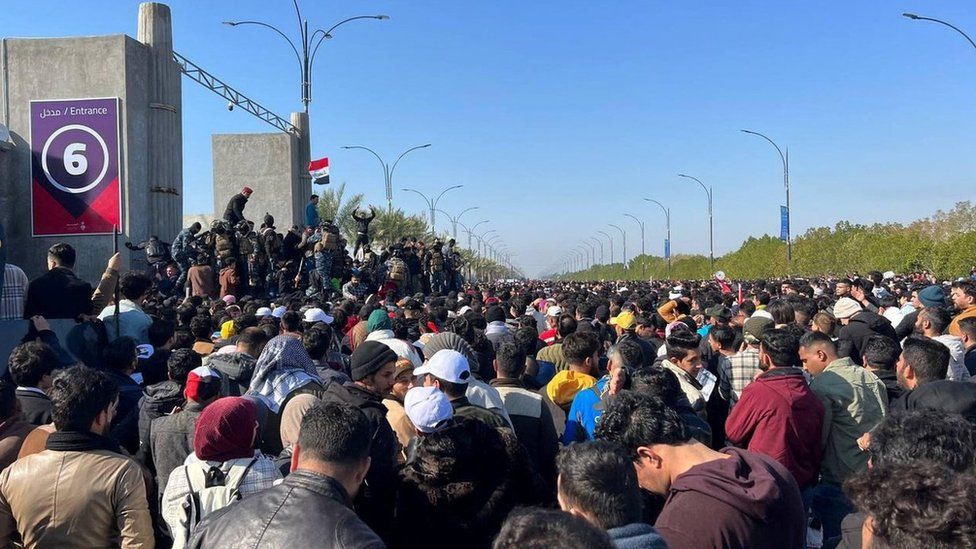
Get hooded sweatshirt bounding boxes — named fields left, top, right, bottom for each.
left=655, top=447, right=805, bottom=549
left=724, top=367, right=824, bottom=488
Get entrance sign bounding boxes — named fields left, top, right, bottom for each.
left=30, top=98, right=121, bottom=236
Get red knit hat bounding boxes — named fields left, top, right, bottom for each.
left=242, top=186, right=254, bottom=194
left=194, top=397, right=257, bottom=462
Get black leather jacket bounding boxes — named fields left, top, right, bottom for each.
left=188, top=470, right=385, bottom=548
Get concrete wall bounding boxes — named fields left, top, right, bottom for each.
left=0, top=35, right=153, bottom=283
left=212, top=132, right=301, bottom=230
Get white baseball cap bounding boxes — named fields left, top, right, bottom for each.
left=546, top=305, right=563, bottom=317
left=271, top=306, right=287, bottom=319
left=404, top=386, right=454, bottom=433
left=413, top=349, right=471, bottom=384
left=303, top=307, right=334, bottom=324
left=256, top=307, right=273, bottom=318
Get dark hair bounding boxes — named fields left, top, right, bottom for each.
left=8, top=341, right=58, bottom=387
left=739, top=300, right=756, bottom=317
left=756, top=291, right=771, bottom=306
left=297, top=401, right=371, bottom=465
left=614, top=339, right=644, bottom=369
left=709, top=325, right=735, bottom=351
left=50, top=366, right=119, bottom=432
left=862, top=335, right=901, bottom=371
left=556, top=441, right=642, bottom=529
left=302, top=327, right=330, bottom=361
left=759, top=329, right=799, bottom=368
left=119, top=272, right=153, bottom=301
left=148, top=319, right=175, bottom=347
left=951, top=279, right=976, bottom=302
left=902, top=336, right=950, bottom=383
left=281, top=311, right=303, bottom=333
left=799, top=330, right=837, bottom=354
left=595, top=392, right=689, bottom=457
left=47, top=243, right=76, bottom=268
left=765, top=299, right=796, bottom=325
left=665, top=330, right=701, bottom=362
left=557, top=314, right=578, bottom=338
left=630, top=366, right=682, bottom=406
left=562, top=332, right=601, bottom=365
left=0, top=380, right=17, bottom=420
left=167, top=348, right=201, bottom=384
left=959, top=316, right=976, bottom=339
left=921, top=306, right=952, bottom=334
left=869, top=410, right=976, bottom=472
left=102, top=337, right=137, bottom=373
left=190, top=315, right=213, bottom=340
left=495, top=342, right=527, bottom=378
left=845, top=461, right=976, bottom=549
left=576, top=301, right=596, bottom=319
left=492, top=508, right=613, bottom=549
left=238, top=327, right=269, bottom=356
left=514, top=327, right=540, bottom=358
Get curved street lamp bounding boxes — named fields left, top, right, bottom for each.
left=589, top=237, right=604, bottom=265
left=609, top=224, right=626, bottom=268
left=741, top=129, right=790, bottom=270
left=623, top=213, right=645, bottom=279
left=342, top=143, right=430, bottom=211
left=223, top=3, right=388, bottom=112
left=435, top=206, right=479, bottom=241
left=644, top=198, right=671, bottom=279
left=903, top=13, right=976, bottom=50
left=598, top=230, right=614, bottom=265
left=402, top=185, right=462, bottom=236
left=677, top=173, right=714, bottom=269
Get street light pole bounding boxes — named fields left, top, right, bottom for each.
left=644, top=198, right=671, bottom=280
left=402, top=185, right=462, bottom=237
left=678, top=174, right=714, bottom=270
left=598, top=230, right=614, bottom=265
left=741, top=129, right=791, bottom=271
left=435, top=206, right=479, bottom=241
left=224, top=6, right=388, bottom=113
left=623, top=213, right=645, bottom=280
left=589, top=237, right=604, bottom=265
left=609, top=224, right=626, bottom=268
left=902, top=13, right=976, bottom=50
left=342, top=144, right=431, bottom=212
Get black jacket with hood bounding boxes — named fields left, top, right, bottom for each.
left=837, top=310, right=897, bottom=365
left=135, top=380, right=184, bottom=468
left=206, top=351, right=257, bottom=396
left=655, top=447, right=805, bottom=549
left=395, top=418, right=545, bottom=549
left=321, top=381, right=399, bottom=540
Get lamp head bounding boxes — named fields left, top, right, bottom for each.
left=902, top=12, right=920, bottom=20
left=222, top=21, right=238, bottom=26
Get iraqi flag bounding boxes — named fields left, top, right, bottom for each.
left=309, top=157, right=330, bottom=185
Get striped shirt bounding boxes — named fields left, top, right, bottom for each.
left=1, top=264, right=28, bottom=321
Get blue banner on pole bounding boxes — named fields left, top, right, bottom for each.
left=780, top=206, right=790, bottom=242
left=664, top=238, right=671, bottom=259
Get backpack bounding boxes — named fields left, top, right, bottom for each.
left=171, top=457, right=256, bottom=548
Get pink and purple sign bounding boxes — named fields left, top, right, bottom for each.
left=30, top=97, right=121, bottom=236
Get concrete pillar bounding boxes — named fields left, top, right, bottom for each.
left=291, top=112, right=311, bottom=223
left=138, top=2, right=183, bottom=241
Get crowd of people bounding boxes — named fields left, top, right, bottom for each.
left=1, top=201, right=976, bottom=547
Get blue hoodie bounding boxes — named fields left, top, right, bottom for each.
left=563, top=376, right=609, bottom=444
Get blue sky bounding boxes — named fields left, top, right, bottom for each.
left=6, top=1, right=976, bottom=276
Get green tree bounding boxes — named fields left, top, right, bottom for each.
left=370, top=208, right=429, bottom=248
left=316, top=182, right=364, bottom=242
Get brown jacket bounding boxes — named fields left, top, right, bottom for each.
left=0, top=449, right=153, bottom=548
left=187, top=265, right=216, bottom=299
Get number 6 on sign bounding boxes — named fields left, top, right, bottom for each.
left=63, top=143, right=87, bottom=175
